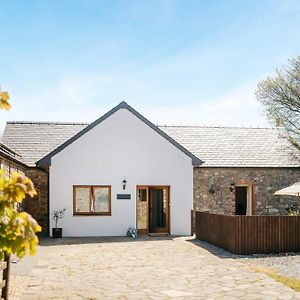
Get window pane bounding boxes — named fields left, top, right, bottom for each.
left=93, top=187, right=110, bottom=213
left=139, top=189, right=147, bottom=201
left=137, top=189, right=147, bottom=229
left=75, top=187, right=90, bottom=213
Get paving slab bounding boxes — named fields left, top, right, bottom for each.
left=9, top=236, right=300, bottom=299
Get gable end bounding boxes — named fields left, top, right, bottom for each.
left=37, top=102, right=203, bottom=168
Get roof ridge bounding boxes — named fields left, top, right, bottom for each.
left=6, top=121, right=90, bottom=125
left=6, top=122, right=280, bottom=130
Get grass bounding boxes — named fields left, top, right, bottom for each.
left=253, top=266, right=300, bottom=292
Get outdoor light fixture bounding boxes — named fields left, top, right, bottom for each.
left=229, top=182, right=235, bottom=192
left=122, top=179, right=127, bottom=190
left=208, top=179, right=216, bottom=194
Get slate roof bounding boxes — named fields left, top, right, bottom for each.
left=2, top=122, right=88, bottom=166
left=2, top=122, right=300, bottom=168
left=160, top=126, right=300, bottom=168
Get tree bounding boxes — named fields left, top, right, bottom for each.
left=0, top=170, right=41, bottom=259
left=0, top=89, right=11, bottom=110
left=0, top=87, right=41, bottom=298
left=256, top=56, right=300, bottom=147
left=0, top=87, right=41, bottom=259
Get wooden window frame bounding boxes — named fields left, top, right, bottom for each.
left=73, top=185, right=111, bottom=216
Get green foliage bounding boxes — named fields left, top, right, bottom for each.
left=285, top=205, right=298, bottom=216
left=256, top=56, right=300, bottom=146
left=0, top=88, right=41, bottom=260
left=0, top=170, right=41, bottom=259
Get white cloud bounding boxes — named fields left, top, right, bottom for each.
left=143, top=81, right=270, bottom=127
left=0, top=74, right=270, bottom=138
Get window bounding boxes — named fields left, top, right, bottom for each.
left=73, top=185, right=111, bottom=215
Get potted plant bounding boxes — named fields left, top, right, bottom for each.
left=285, top=205, right=298, bottom=216
left=52, top=208, right=66, bottom=238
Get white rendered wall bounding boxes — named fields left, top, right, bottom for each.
left=49, top=108, right=193, bottom=236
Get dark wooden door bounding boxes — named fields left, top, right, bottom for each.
left=235, top=186, right=247, bottom=215
left=149, top=186, right=169, bottom=233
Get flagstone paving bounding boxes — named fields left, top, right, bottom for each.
left=15, top=236, right=300, bottom=299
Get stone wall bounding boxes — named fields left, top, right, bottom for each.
left=0, top=156, right=26, bottom=176
left=24, top=168, right=49, bottom=235
left=0, top=155, right=27, bottom=211
left=194, top=167, right=300, bottom=215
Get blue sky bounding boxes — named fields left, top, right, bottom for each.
left=1, top=0, right=300, bottom=133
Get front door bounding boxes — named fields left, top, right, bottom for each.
left=136, top=186, right=170, bottom=234
left=149, top=186, right=169, bottom=233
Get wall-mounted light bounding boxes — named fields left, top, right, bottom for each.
left=229, top=182, right=235, bottom=192
left=122, top=179, right=127, bottom=190
left=208, top=179, right=216, bottom=194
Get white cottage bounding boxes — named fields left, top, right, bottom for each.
left=2, top=102, right=300, bottom=236
left=37, top=102, right=202, bottom=236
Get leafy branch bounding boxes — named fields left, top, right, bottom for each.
left=0, top=87, right=41, bottom=260
left=256, top=57, right=300, bottom=146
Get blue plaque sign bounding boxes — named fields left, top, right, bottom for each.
left=117, top=194, right=131, bottom=200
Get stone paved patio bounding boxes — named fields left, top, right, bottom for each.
left=13, top=236, right=300, bottom=299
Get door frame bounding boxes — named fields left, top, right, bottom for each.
left=235, top=184, right=252, bottom=216
left=136, top=185, right=170, bottom=234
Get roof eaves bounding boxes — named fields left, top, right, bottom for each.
left=0, top=142, right=21, bottom=158
left=0, top=149, right=28, bottom=168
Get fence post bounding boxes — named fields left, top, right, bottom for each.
left=1, top=254, right=10, bottom=300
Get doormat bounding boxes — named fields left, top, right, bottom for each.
left=148, top=233, right=170, bottom=237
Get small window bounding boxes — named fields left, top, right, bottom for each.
left=73, top=185, right=111, bottom=215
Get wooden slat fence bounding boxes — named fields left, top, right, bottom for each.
left=1, top=255, right=10, bottom=300
left=195, top=211, right=300, bottom=254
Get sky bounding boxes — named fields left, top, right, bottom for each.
left=1, top=0, right=300, bottom=134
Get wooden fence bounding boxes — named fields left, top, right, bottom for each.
left=195, top=211, right=300, bottom=254
left=1, top=256, right=10, bottom=300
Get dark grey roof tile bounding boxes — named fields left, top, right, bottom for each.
left=2, top=122, right=300, bottom=168
left=159, top=126, right=300, bottom=167
left=2, top=122, right=88, bottom=166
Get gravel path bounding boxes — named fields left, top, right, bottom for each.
left=237, top=254, right=300, bottom=279
left=196, top=240, right=300, bottom=280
